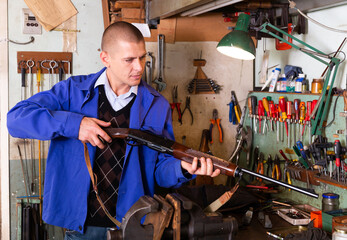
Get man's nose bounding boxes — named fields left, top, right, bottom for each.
left=133, top=59, right=144, bottom=72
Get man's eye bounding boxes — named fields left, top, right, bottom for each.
left=125, top=59, right=133, bottom=63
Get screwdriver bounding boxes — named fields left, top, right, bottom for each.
left=248, top=97, right=253, bottom=132
left=275, top=104, right=280, bottom=142
left=294, top=99, right=300, bottom=142
left=310, top=100, right=318, bottom=139
left=262, top=97, right=270, bottom=134
left=279, top=96, right=287, bottom=142
left=251, top=96, right=258, bottom=133
left=270, top=103, right=276, bottom=135
left=286, top=101, right=292, bottom=148
left=299, top=102, right=306, bottom=141
left=258, top=100, right=264, bottom=134
left=302, top=101, right=312, bottom=143
left=334, top=140, right=341, bottom=182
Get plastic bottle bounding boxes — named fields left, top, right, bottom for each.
left=269, top=68, right=281, bottom=92
left=302, top=78, right=309, bottom=93
left=287, top=75, right=295, bottom=93
left=278, top=74, right=287, bottom=92
left=322, top=193, right=339, bottom=212
left=295, top=73, right=305, bottom=93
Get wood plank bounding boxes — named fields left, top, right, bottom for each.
left=175, top=12, right=234, bottom=42
left=113, top=1, right=142, bottom=11
left=101, top=0, right=110, bottom=29
left=150, top=0, right=213, bottom=19
left=158, top=18, right=177, bottom=43
left=121, top=8, right=145, bottom=20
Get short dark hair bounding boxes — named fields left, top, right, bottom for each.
left=101, top=21, right=144, bottom=52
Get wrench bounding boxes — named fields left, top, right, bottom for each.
left=153, top=34, right=167, bottom=92
left=145, top=52, right=154, bottom=85
left=26, top=60, right=35, bottom=97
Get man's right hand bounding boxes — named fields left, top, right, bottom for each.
left=78, top=117, right=112, bottom=149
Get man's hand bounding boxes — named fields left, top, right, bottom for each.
left=181, top=157, right=220, bottom=177
left=78, top=117, right=112, bottom=149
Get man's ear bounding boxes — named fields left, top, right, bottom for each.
left=100, top=51, right=110, bottom=67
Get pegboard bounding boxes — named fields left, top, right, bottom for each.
left=17, top=51, right=72, bottom=74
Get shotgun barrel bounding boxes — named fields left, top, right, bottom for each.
left=104, top=128, right=318, bottom=198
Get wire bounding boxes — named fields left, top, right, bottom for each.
left=328, top=50, right=346, bottom=63
left=288, top=0, right=347, bottom=33
left=324, top=94, right=340, bottom=129
left=6, top=36, right=35, bottom=45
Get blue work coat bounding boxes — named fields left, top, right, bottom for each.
left=7, top=68, right=193, bottom=233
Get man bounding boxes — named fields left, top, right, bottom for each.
left=7, top=21, right=220, bottom=239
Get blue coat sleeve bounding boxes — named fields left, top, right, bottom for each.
left=7, top=80, right=84, bottom=140
left=154, top=103, right=195, bottom=188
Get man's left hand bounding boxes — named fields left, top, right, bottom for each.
left=181, top=157, right=220, bottom=177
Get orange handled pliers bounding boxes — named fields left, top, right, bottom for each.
left=272, top=155, right=281, bottom=180
left=209, top=109, right=223, bottom=143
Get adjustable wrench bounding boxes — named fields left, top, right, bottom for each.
left=145, top=52, right=154, bottom=85
left=154, top=34, right=167, bottom=92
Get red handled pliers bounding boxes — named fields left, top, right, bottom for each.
left=170, top=85, right=182, bottom=124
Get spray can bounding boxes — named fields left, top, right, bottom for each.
left=269, top=68, right=281, bottom=92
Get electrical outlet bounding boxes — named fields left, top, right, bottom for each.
left=22, top=8, right=42, bottom=35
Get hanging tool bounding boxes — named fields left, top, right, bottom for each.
left=228, top=91, right=241, bottom=124
left=286, top=101, right=292, bottom=148
left=209, top=109, right=223, bottom=143
left=279, top=96, right=287, bottom=142
left=275, top=104, right=280, bottom=142
left=293, top=99, right=300, bottom=142
left=262, top=97, right=270, bottom=134
left=181, top=96, right=193, bottom=125
left=272, top=155, right=281, bottom=180
left=302, top=101, right=312, bottom=143
left=258, top=100, right=265, bottom=134
left=249, top=96, right=257, bottom=133
left=145, top=52, right=154, bottom=85
left=343, top=91, right=347, bottom=145
left=58, top=61, right=64, bottom=81
left=153, top=34, right=167, bottom=92
left=256, top=152, right=264, bottom=183
left=49, top=60, right=58, bottom=87
left=266, top=154, right=273, bottom=177
left=62, top=60, right=71, bottom=79
left=169, top=86, right=182, bottom=124
left=299, top=102, right=306, bottom=141
left=26, top=60, right=35, bottom=97
left=334, top=140, right=342, bottom=182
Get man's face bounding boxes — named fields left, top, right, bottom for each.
left=101, top=39, right=147, bottom=89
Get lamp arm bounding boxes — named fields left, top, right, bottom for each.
left=258, top=22, right=334, bottom=66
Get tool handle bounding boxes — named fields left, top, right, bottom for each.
left=311, top=100, right=318, bottom=119
left=251, top=96, right=257, bottom=116
left=286, top=101, right=292, bottom=119
left=294, top=99, right=300, bottom=122
left=229, top=102, right=234, bottom=123
left=344, top=90, right=347, bottom=112
left=235, top=105, right=241, bottom=123
left=279, top=96, right=287, bottom=120
left=176, top=103, right=182, bottom=123
left=248, top=97, right=253, bottom=115
left=21, top=67, right=26, bottom=87
left=270, top=103, right=275, bottom=118
left=262, top=97, right=270, bottom=116
left=299, top=102, right=306, bottom=122
left=59, top=66, right=64, bottom=82
left=334, top=140, right=341, bottom=167
left=216, top=119, right=223, bottom=143
left=209, top=121, right=214, bottom=143
left=258, top=100, right=264, bottom=117
left=306, top=101, right=312, bottom=120
left=279, top=149, right=290, bottom=161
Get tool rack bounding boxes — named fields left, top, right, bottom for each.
left=240, top=91, right=347, bottom=208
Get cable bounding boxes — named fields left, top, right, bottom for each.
left=288, top=0, right=347, bottom=34
left=324, top=94, right=340, bottom=129
left=5, top=36, right=35, bottom=45
left=328, top=50, right=346, bottom=63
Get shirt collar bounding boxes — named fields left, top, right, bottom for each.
left=94, top=70, right=138, bottom=98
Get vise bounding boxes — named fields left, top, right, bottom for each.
left=108, top=193, right=238, bottom=240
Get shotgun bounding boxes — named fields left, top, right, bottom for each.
left=103, top=128, right=318, bottom=198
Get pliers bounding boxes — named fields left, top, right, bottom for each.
left=170, top=85, right=182, bottom=124
left=227, top=91, right=241, bottom=125
left=181, top=96, right=193, bottom=125
left=209, top=109, right=223, bottom=143
left=272, top=155, right=281, bottom=180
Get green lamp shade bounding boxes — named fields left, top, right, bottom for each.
left=217, top=14, right=256, bottom=60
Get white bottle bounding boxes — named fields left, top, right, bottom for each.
left=269, top=68, right=281, bottom=92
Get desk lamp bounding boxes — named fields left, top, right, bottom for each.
left=217, top=13, right=341, bottom=136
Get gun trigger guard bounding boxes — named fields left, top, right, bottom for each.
left=126, top=139, right=141, bottom=146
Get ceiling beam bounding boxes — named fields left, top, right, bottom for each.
left=149, top=0, right=214, bottom=19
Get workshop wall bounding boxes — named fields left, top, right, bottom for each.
left=255, top=4, right=347, bottom=89
left=7, top=1, right=252, bottom=238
